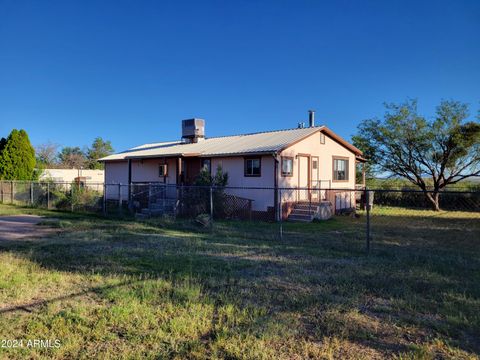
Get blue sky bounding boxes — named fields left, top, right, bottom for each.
left=1, top=0, right=479, bottom=152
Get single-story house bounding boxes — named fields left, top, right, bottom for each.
left=100, top=112, right=366, bottom=220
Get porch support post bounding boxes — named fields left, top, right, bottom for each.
left=362, top=162, right=366, bottom=187
left=176, top=157, right=182, bottom=215
left=176, top=157, right=182, bottom=185
left=127, top=159, right=132, bottom=208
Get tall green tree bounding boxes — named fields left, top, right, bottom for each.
left=0, top=129, right=36, bottom=180
left=86, top=137, right=114, bottom=169
left=351, top=135, right=376, bottom=184
left=354, top=99, right=480, bottom=210
left=0, top=137, right=6, bottom=153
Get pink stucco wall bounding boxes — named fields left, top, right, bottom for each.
left=104, top=130, right=358, bottom=211
left=210, top=132, right=357, bottom=211
left=211, top=156, right=275, bottom=211
left=104, top=161, right=129, bottom=199
left=278, top=131, right=357, bottom=208
left=105, top=161, right=128, bottom=184
left=279, top=131, right=356, bottom=189
left=131, top=158, right=177, bottom=184
left=105, top=158, right=177, bottom=200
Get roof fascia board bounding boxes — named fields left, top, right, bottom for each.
left=124, top=153, right=183, bottom=160
left=203, top=151, right=276, bottom=158
left=103, top=150, right=278, bottom=161
left=99, top=159, right=127, bottom=163
left=322, top=127, right=363, bottom=155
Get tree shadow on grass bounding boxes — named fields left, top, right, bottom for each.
left=0, top=280, right=139, bottom=315
left=0, top=215, right=479, bottom=357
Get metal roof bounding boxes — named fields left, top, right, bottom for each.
left=100, top=125, right=361, bottom=161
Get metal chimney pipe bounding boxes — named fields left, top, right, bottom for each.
left=308, top=110, right=315, bottom=127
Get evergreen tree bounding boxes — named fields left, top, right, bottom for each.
left=86, top=137, right=114, bottom=169
left=0, top=138, right=6, bottom=153
left=0, top=129, right=36, bottom=180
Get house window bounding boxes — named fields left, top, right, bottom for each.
left=320, top=133, right=326, bottom=144
left=281, top=157, right=293, bottom=177
left=159, top=164, right=168, bottom=177
left=333, top=158, right=349, bottom=181
left=312, top=159, right=318, bottom=170
left=244, top=157, right=261, bottom=177
left=201, top=159, right=211, bottom=173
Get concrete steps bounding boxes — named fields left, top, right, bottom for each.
left=136, top=198, right=177, bottom=219
left=288, top=213, right=315, bottom=222
left=287, top=201, right=333, bottom=222
left=288, top=203, right=320, bottom=222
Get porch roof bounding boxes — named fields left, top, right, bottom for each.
left=100, top=126, right=362, bottom=161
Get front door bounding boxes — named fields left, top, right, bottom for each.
left=297, top=155, right=310, bottom=201
left=183, top=158, right=202, bottom=185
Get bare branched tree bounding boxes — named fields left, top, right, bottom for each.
left=58, top=146, right=87, bottom=169
left=35, top=142, right=59, bottom=167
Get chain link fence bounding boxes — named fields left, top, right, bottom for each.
left=1, top=180, right=479, bottom=253
left=103, top=183, right=276, bottom=221
left=0, top=180, right=104, bottom=213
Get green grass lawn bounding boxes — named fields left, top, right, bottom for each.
left=0, top=204, right=479, bottom=359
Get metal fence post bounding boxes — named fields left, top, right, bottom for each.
left=30, top=182, right=34, bottom=205
left=279, top=188, right=283, bottom=239
left=103, top=184, right=107, bottom=215
left=210, top=185, right=214, bottom=222
left=128, top=181, right=132, bottom=211
left=71, top=183, right=75, bottom=212
left=148, top=183, right=152, bottom=211
left=309, top=186, right=312, bottom=217
left=0, top=181, right=3, bottom=203
left=118, top=183, right=122, bottom=214
left=47, top=182, right=50, bottom=209
left=11, top=181, right=14, bottom=204
left=365, top=187, right=371, bottom=254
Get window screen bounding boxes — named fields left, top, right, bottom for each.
left=201, top=159, right=211, bottom=173
left=245, top=158, right=261, bottom=176
left=333, top=158, right=348, bottom=181
left=281, top=157, right=293, bottom=176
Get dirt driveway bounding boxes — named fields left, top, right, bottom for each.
left=0, top=215, right=54, bottom=241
